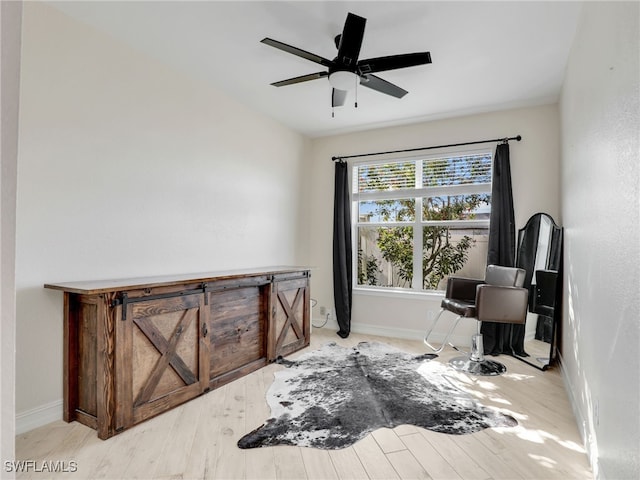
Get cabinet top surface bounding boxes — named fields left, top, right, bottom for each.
left=44, top=266, right=311, bottom=294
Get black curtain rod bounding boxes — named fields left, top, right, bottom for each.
left=331, top=135, right=522, bottom=162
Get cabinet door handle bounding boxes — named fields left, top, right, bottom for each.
left=202, top=324, right=208, bottom=338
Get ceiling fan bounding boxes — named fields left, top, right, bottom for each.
left=261, top=12, right=432, bottom=111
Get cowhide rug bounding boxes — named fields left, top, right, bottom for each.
left=237, top=341, right=517, bottom=450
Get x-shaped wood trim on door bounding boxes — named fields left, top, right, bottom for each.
left=275, top=288, right=304, bottom=352
left=132, top=309, right=197, bottom=406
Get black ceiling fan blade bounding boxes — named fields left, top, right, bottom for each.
left=332, top=89, right=347, bottom=107
left=336, top=13, right=366, bottom=67
left=261, top=38, right=333, bottom=68
left=359, top=74, right=408, bottom=98
left=358, top=52, right=432, bottom=74
left=271, top=71, right=328, bottom=87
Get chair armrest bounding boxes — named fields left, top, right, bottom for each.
left=445, top=277, right=485, bottom=302
left=476, top=285, right=528, bottom=324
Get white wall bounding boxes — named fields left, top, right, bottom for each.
left=15, top=2, right=310, bottom=424
left=308, top=104, right=560, bottom=341
left=559, top=2, right=639, bottom=479
left=1, top=0, right=22, bottom=469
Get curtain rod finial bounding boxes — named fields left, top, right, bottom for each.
left=516, top=135, right=522, bottom=141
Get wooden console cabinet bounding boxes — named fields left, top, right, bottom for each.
left=45, top=267, right=310, bottom=439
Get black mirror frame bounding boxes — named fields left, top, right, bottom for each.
left=513, top=212, right=563, bottom=371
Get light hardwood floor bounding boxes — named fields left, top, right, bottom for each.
left=15, top=328, right=592, bottom=480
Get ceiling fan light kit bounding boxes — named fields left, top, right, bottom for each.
left=328, top=71, right=359, bottom=91
left=261, top=12, right=432, bottom=114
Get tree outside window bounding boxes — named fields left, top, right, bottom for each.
left=354, top=152, right=492, bottom=291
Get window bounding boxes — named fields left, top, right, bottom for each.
left=353, top=150, right=492, bottom=291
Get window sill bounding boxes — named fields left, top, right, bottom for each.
left=353, top=286, right=444, bottom=301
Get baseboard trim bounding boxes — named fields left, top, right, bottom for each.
left=16, top=400, right=62, bottom=435
left=557, top=353, right=599, bottom=477
left=311, top=315, right=339, bottom=331
left=312, top=317, right=469, bottom=347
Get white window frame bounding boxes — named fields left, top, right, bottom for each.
left=351, top=148, right=493, bottom=293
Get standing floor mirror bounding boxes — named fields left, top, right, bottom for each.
left=512, top=213, right=563, bottom=370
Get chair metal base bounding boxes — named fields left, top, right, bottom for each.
left=425, top=312, right=507, bottom=376
left=449, top=356, right=507, bottom=376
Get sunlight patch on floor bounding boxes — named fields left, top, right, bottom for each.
left=502, top=372, right=536, bottom=381
left=529, top=453, right=558, bottom=469
left=515, top=426, right=546, bottom=444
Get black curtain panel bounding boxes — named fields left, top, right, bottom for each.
left=482, top=142, right=517, bottom=355
left=487, top=142, right=515, bottom=267
left=333, top=161, right=352, bottom=338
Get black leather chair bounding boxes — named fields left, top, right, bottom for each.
left=424, top=265, right=528, bottom=375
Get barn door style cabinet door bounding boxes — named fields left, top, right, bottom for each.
left=117, top=292, right=209, bottom=431
left=45, top=267, right=310, bottom=439
left=269, top=272, right=311, bottom=360
left=206, top=275, right=271, bottom=390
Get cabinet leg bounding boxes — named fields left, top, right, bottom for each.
left=63, top=293, right=78, bottom=423
left=96, top=294, right=117, bottom=439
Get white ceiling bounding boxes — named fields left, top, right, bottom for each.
left=47, top=1, right=583, bottom=138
